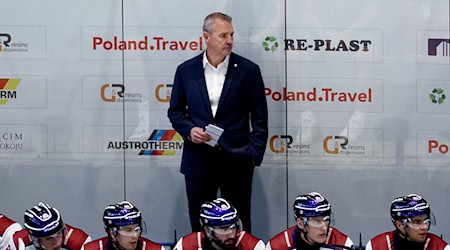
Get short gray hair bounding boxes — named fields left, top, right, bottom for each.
left=202, top=12, right=232, bottom=33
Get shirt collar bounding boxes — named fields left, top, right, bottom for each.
left=202, top=51, right=230, bottom=70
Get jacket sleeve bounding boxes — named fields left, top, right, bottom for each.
left=248, top=65, right=268, bottom=166
left=167, top=65, right=196, bottom=140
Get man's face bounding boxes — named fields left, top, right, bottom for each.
left=204, top=19, right=234, bottom=61
left=112, top=224, right=141, bottom=250
left=206, top=223, right=239, bottom=249
left=401, top=215, right=430, bottom=243
left=297, top=216, right=330, bottom=244
left=38, top=231, right=64, bottom=250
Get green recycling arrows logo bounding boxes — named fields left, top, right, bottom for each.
left=262, top=36, right=279, bottom=52
left=429, top=88, right=446, bottom=105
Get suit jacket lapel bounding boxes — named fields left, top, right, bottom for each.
left=194, top=53, right=214, bottom=118
left=216, top=53, right=238, bottom=117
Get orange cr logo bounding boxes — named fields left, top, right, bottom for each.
left=323, top=135, right=348, bottom=154
left=101, top=84, right=124, bottom=102
left=269, top=135, right=293, bottom=153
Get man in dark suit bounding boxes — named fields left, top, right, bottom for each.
left=168, top=12, right=268, bottom=233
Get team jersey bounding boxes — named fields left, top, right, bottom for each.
left=365, top=230, right=450, bottom=250
left=266, top=226, right=353, bottom=250
left=0, top=214, right=22, bottom=250
left=83, top=236, right=165, bottom=250
left=8, top=224, right=91, bottom=250
left=173, top=231, right=265, bottom=250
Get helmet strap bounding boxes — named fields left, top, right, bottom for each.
left=298, top=218, right=315, bottom=245
left=109, top=227, right=122, bottom=248
left=402, top=222, right=417, bottom=242
left=110, top=229, right=134, bottom=250
left=30, top=236, right=46, bottom=250
left=108, top=228, right=119, bottom=239
left=112, top=240, right=128, bottom=250
left=300, top=228, right=316, bottom=245
left=395, top=219, right=410, bottom=239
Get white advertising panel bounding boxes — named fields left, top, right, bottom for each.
left=416, top=80, right=450, bottom=113
left=0, top=26, right=46, bottom=60
left=417, top=30, right=450, bottom=64
left=265, top=77, right=383, bottom=112
left=82, top=26, right=205, bottom=61
left=0, top=75, right=47, bottom=109
left=250, top=28, right=383, bottom=63
left=82, top=75, right=172, bottom=110
left=266, top=126, right=384, bottom=165
left=82, top=125, right=183, bottom=158
left=0, top=124, right=47, bottom=158
left=417, top=129, right=450, bottom=165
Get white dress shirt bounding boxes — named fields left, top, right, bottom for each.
left=203, top=52, right=229, bottom=117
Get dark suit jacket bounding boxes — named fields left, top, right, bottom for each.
left=168, top=52, right=268, bottom=176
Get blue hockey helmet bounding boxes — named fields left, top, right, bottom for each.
left=103, top=201, right=142, bottom=229
left=199, top=198, right=239, bottom=227
left=390, top=194, right=431, bottom=222
left=293, top=192, right=331, bottom=219
left=24, top=202, right=65, bottom=238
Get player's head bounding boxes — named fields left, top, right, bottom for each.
left=24, top=202, right=66, bottom=250
left=203, top=12, right=234, bottom=62
left=293, top=192, right=332, bottom=244
left=390, top=194, right=434, bottom=243
left=200, top=198, right=242, bottom=249
left=103, top=201, right=144, bottom=250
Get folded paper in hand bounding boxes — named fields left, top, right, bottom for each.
left=204, top=124, right=224, bottom=147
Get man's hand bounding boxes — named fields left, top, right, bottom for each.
left=190, top=127, right=212, bottom=144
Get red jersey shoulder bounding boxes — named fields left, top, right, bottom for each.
left=65, top=224, right=91, bottom=250
left=180, top=232, right=204, bottom=250
left=328, top=227, right=350, bottom=245
left=12, top=229, right=30, bottom=248
left=84, top=236, right=162, bottom=250
left=0, top=214, right=17, bottom=235
left=369, top=231, right=449, bottom=250
left=237, top=231, right=262, bottom=250
left=267, top=226, right=296, bottom=250
left=11, top=224, right=90, bottom=250
left=426, top=233, right=449, bottom=250
left=138, top=237, right=163, bottom=250
left=83, top=237, right=108, bottom=250
left=368, top=231, right=397, bottom=250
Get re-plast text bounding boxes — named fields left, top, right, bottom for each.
left=284, top=39, right=371, bottom=52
